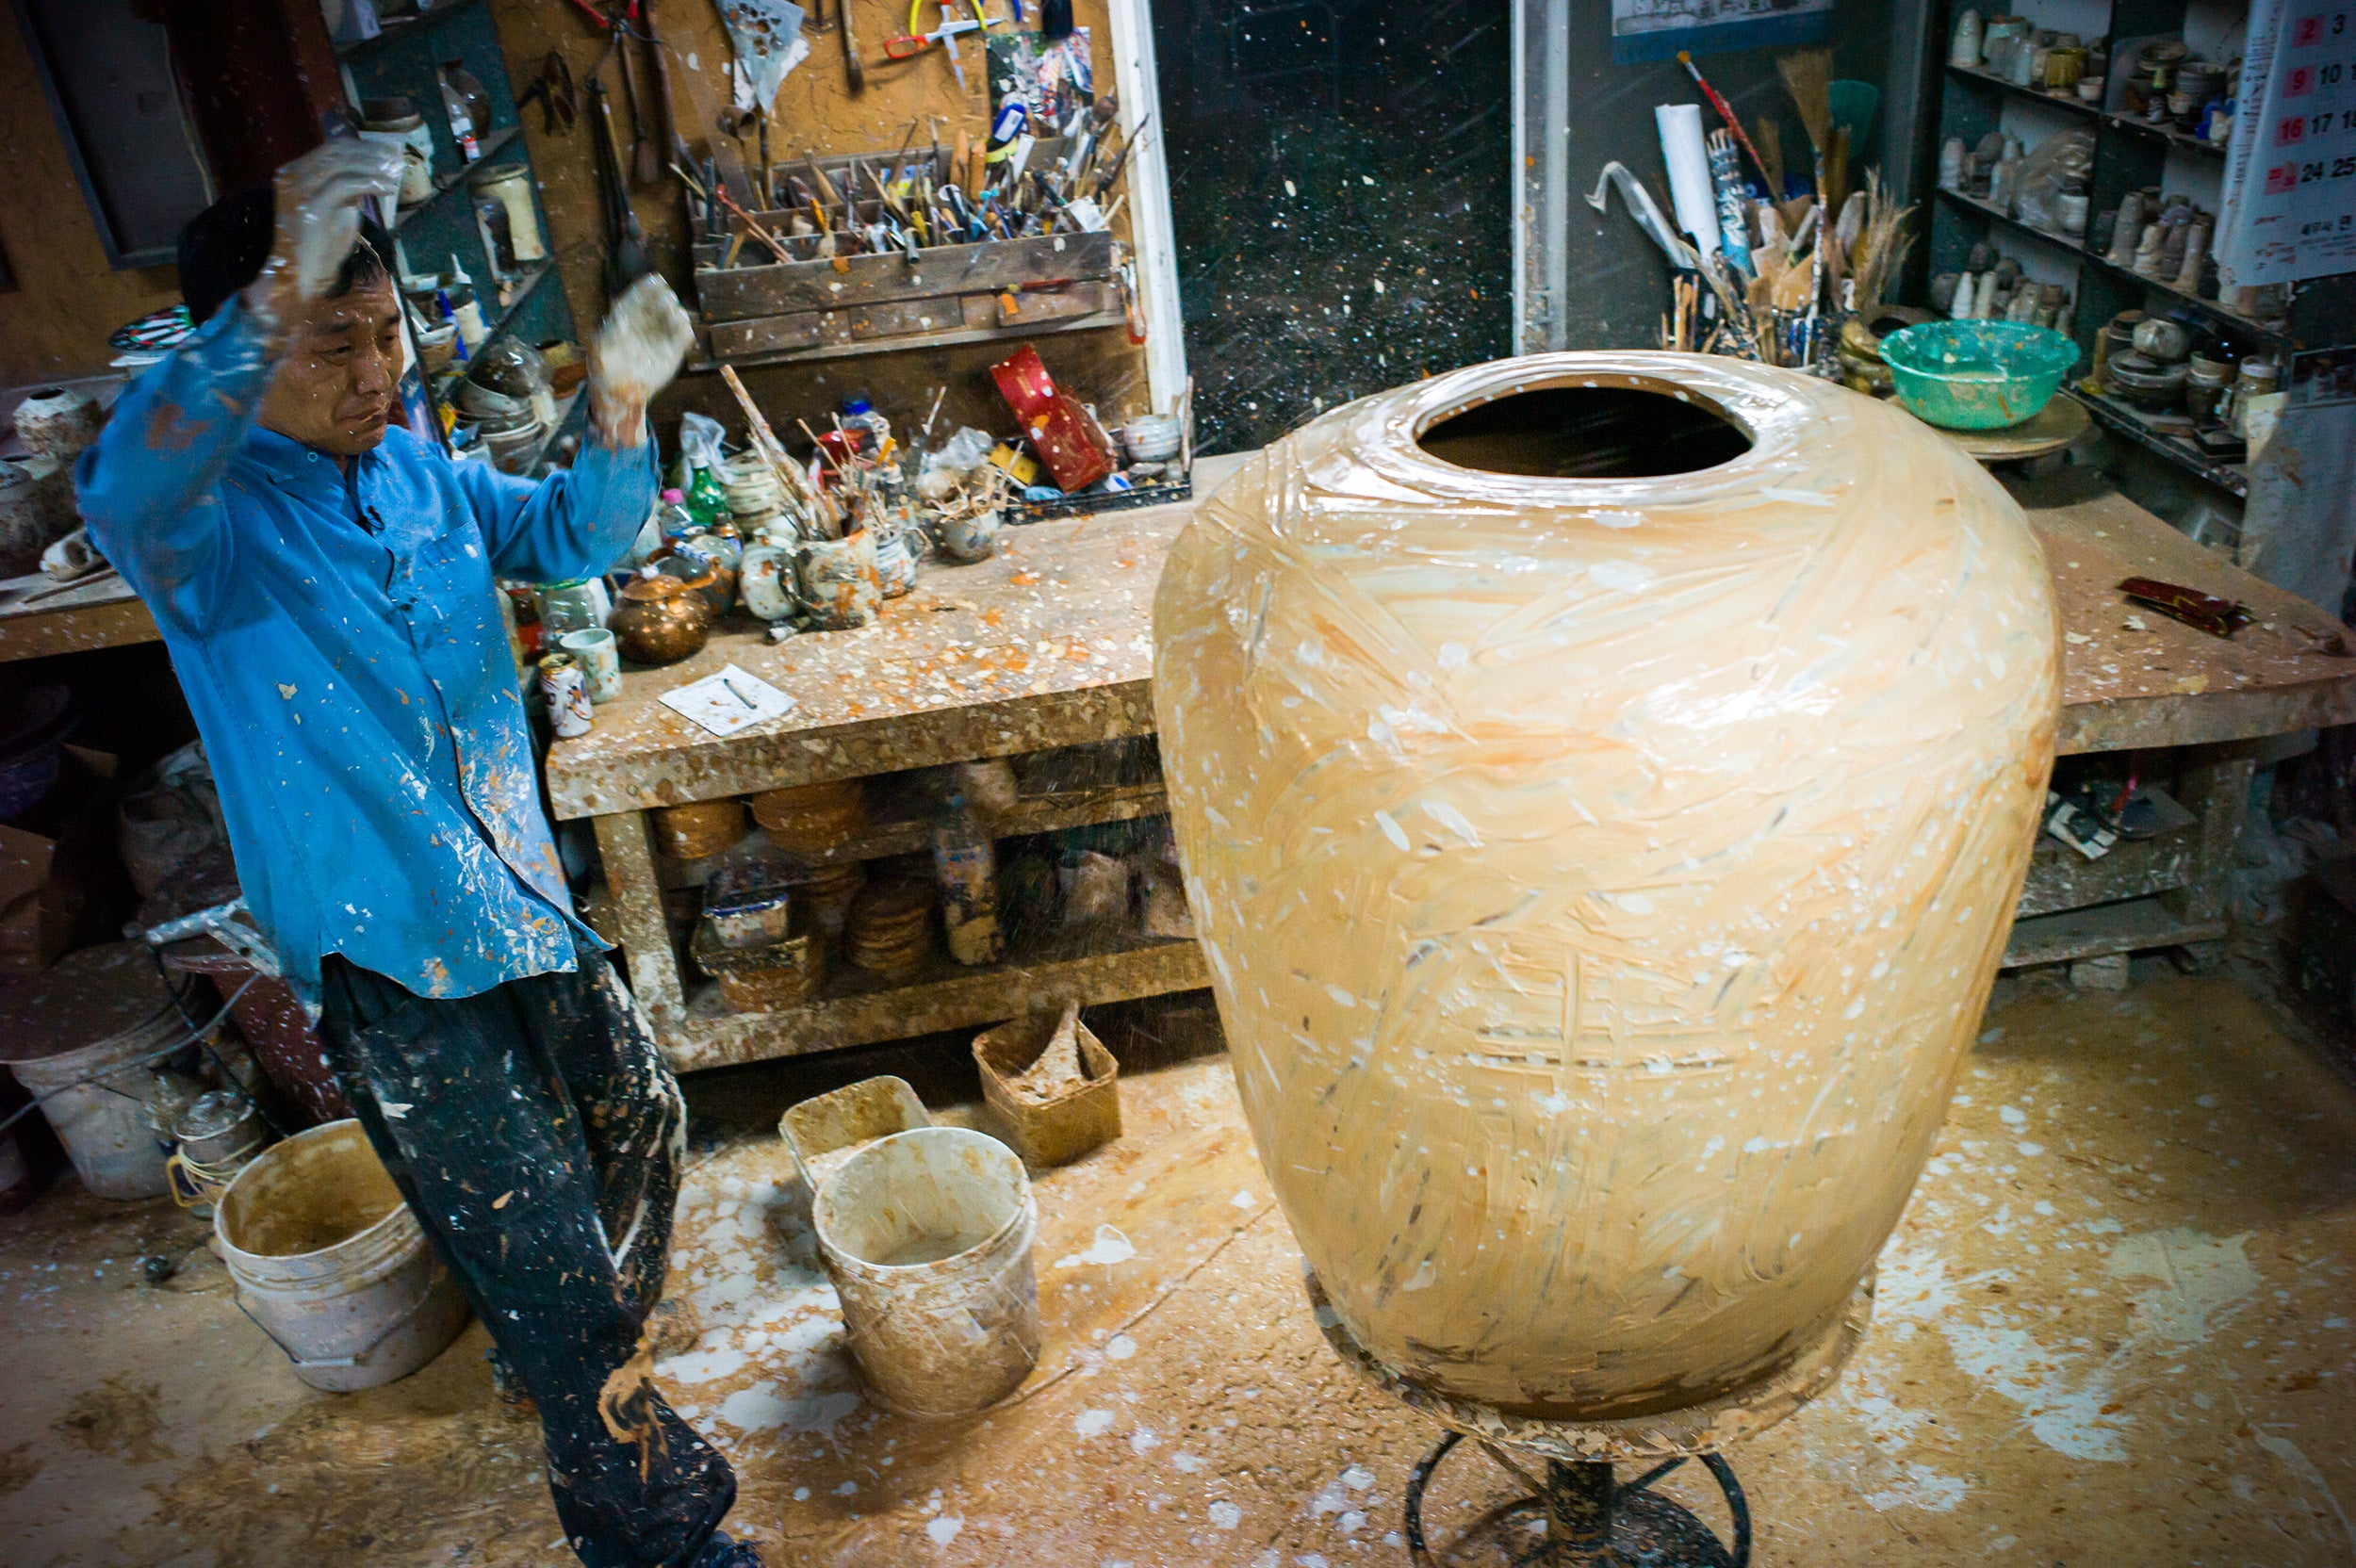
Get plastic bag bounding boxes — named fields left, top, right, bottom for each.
left=935, top=426, right=995, bottom=472
left=679, top=412, right=728, bottom=473
left=2012, top=128, right=2094, bottom=233
left=119, top=741, right=227, bottom=900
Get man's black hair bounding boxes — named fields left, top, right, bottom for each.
left=176, top=180, right=398, bottom=328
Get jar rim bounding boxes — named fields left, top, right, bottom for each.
left=1360, top=352, right=1815, bottom=508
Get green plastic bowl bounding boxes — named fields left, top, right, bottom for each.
left=1878, top=321, right=2080, bottom=431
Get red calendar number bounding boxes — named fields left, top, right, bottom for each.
left=2278, top=115, right=2310, bottom=144
left=2268, top=161, right=2300, bottom=193
left=2289, top=64, right=2317, bottom=93
left=2295, top=13, right=2326, bottom=44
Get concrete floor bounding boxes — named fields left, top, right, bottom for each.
left=5, top=969, right=2355, bottom=1567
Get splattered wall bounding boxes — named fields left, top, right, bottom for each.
left=486, top=0, right=1153, bottom=446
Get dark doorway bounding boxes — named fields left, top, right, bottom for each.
left=1153, top=0, right=1513, bottom=454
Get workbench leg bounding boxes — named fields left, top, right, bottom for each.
left=594, top=809, right=689, bottom=1038
left=2161, top=740, right=2258, bottom=937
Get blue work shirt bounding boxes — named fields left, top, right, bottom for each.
left=76, top=297, right=659, bottom=1007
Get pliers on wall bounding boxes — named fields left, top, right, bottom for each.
left=516, top=51, right=579, bottom=134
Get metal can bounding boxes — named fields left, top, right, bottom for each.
left=538, top=652, right=594, bottom=739
left=468, top=163, right=547, bottom=262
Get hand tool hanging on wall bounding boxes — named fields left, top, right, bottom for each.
left=841, top=0, right=866, bottom=90
left=590, top=67, right=654, bottom=294
left=615, top=25, right=662, bottom=185
left=885, top=11, right=981, bottom=67
left=517, top=51, right=579, bottom=134
left=643, top=0, right=680, bottom=190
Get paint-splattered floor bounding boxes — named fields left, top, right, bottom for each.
left=5, top=970, right=2354, bottom=1566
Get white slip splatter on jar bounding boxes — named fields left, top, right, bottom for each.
left=1153, top=351, right=2060, bottom=1457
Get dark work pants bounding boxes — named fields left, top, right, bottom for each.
left=319, top=946, right=735, bottom=1568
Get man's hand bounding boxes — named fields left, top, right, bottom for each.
left=587, top=275, right=695, bottom=449
left=244, top=139, right=405, bottom=334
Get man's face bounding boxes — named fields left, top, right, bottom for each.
left=256, top=274, right=404, bottom=457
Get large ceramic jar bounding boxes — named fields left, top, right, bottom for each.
left=1153, top=354, right=2059, bottom=1452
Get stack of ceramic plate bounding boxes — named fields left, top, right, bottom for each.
left=790, top=862, right=863, bottom=945
left=845, top=876, right=933, bottom=978
left=751, top=778, right=867, bottom=855
left=692, top=917, right=825, bottom=1012
left=723, top=451, right=787, bottom=534
left=654, top=798, right=748, bottom=860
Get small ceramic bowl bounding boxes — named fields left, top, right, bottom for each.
left=2131, top=317, right=2191, bottom=362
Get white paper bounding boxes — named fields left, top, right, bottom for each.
left=1654, top=105, right=1722, bottom=259
left=659, top=663, right=797, bottom=736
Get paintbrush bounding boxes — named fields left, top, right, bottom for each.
left=712, top=187, right=794, bottom=265
left=1676, top=51, right=1774, bottom=188
left=1091, top=114, right=1152, bottom=201
left=1776, top=48, right=1834, bottom=155
left=1754, top=119, right=1786, bottom=200
left=804, top=153, right=843, bottom=208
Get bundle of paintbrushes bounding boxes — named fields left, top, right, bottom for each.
left=1632, top=46, right=1907, bottom=370
left=681, top=107, right=1140, bottom=270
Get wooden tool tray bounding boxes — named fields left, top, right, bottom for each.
left=687, top=139, right=1127, bottom=369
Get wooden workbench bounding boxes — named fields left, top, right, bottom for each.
left=541, top=460, right=2356, bottom=1072
left=0, top=573, right=157, bottom=662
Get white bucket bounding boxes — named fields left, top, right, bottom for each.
left=213, top=1120, right=471, bottom=1392
left=6, top=1003, right=183, bottom=1200
left=813, top=1127, right=1040, bottom=1418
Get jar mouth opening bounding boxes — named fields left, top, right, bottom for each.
left=1414, top=377, right=1756, bottom=481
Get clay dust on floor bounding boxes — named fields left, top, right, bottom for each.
left=4, top=971, right=2355, bottom=1566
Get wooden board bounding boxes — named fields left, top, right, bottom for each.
left=2021, top=468, right=2356, bottom=753
left=2014, top=785, right=2199, bottom=918
left=0, top=573, right=159, bottom=662
left=696, top=230, right=1118, bottom=322
left=702, top=283, right=1121, bottom=364
left=668, top=926, right=1208, bottom=1071
left=1941, top=394, right=2093, bottom=463
left=2002, top=895, right=2226, bottom=968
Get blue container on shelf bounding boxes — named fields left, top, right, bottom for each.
left=1877, top=321, right=2081, bottom=431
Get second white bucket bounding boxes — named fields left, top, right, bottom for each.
left=214, top=1119, right=471, bottom=1393
left=813, top=1126, right=1040, bottom=1418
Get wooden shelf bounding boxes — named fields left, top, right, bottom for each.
left=2067, top=386, right=2249, bottom=498
left=2003, top=894, right=2225, bottom=968
left=657, top=778, right=1170, bottom=888
left=1934, top=186, right=2089, bottom=256
left=673, top=923, right=1210, bottom=1069
left=2078, top=247, right=2293, bottom=351
left=2016, top=786, right=2197, bottom=918
left=1945, top=63, right=2102, bottom=119
left=2103, top=109, right=2228, bottom=159
left=685, top=304, right=1129, bottom=374
left=1942, top=61, right=2230, bottom=159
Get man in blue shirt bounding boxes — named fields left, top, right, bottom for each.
left=77, top=142, right=764, bottom=1568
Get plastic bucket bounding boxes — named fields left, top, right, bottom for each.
left=813, top=1127, right=1040, bottom=1418
left=213, top=1120, right=471, bottom=1392
left=6, top=1004, right=184, bottom=1200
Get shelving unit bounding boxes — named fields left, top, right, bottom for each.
left=339, top=0, right=579, bottom=472
left=1923, top=0, right=2355, bottom=509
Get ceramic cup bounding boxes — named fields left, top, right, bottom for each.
left=559, top=628, right=623, bottom=704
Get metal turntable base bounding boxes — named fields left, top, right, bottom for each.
left=1404, top=1429, right=1750, bottom=1568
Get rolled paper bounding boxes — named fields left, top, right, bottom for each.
left=1655, top=104, right=1723, bottom=260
